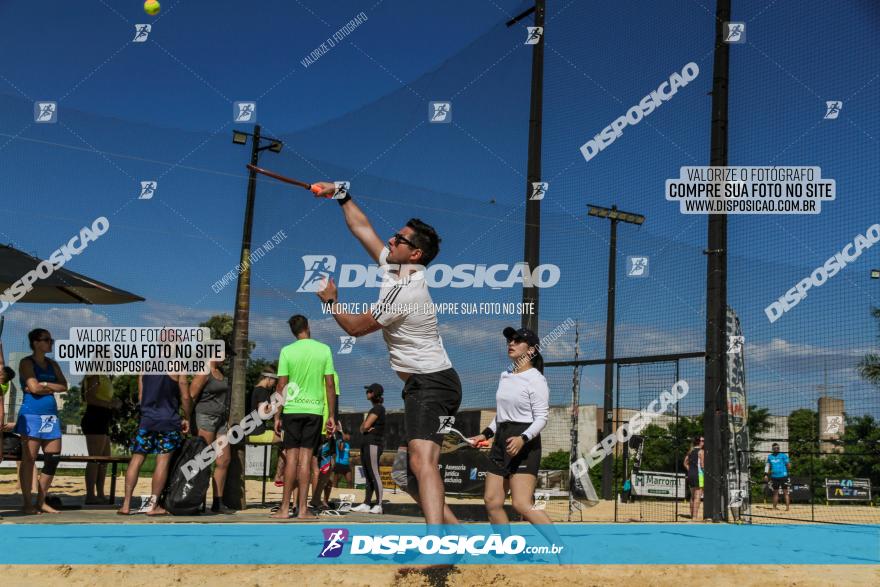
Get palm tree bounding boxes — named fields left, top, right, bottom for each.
left=858, top=308, right=880, bottom=387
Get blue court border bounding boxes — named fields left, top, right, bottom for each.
left=0, top=524, right=877, bottom=565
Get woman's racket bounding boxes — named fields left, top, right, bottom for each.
left=440, top=427, right=489, bottom=454
left=246, top=164, right=322, bottom=195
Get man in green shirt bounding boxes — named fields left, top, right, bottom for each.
left=272, top=315, right=336, bottom=520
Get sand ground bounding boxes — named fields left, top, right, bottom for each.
left=3, top=472, right=876, bottom=524
left=0, top=564, right=876, bottom=587
left=0, top=473, right=877, bottom=586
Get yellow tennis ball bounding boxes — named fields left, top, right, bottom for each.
left=144, top=0, right=160, bottom=16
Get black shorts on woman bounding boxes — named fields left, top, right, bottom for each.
left=487, top=421, right=541, bottom=477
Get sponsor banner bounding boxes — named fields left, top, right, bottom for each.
left=826, top=478, right=872, bottom=502
left=725, top=307, right=752, bottom=518
left=631, top=470, right=685, bottom=499
left=440, top=448, right=489, bottom=495
left=0, top=524, right=875, bottom=565
left=245, top=444, right=269, bottom=477
left=765, top=476, right=811, bottom=503
left=790, top=476, right=812, bottom=503
left=379, top=465, right=396, bottom=490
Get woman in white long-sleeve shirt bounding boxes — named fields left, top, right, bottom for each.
left=470, top=326, right=553, bottom=526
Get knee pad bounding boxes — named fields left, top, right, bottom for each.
left=42, top=453, right=62, bottom=476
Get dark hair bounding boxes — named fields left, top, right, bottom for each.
left=2, top=366, right=14, bottom=381
left=531, top=352, right=544, bottom=374
left=405, top=218, right=441, bottom=266
left=693, top=436, right=703, bottom=446
left=288, top=314, right=309, bottom=336
left=28, top=328, right=50, bottom=351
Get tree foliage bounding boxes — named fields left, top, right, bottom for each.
left=858, top=307, right=880, bottom=387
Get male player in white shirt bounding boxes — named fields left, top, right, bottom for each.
left=312, top=182, right=462, bottom=525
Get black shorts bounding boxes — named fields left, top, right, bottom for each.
left=402, top=368, right=462, bottom=445
left=770, top=476, right=790, bottom=490
left=333, top=463, right=350, bottom=475
left=81, top=405, right=112, bottom=435
left=280, top=413, right=323, bottom=450
left=487, top=422, right=541, bottom=478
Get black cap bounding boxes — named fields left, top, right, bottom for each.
left=503, top=326, right=540, bottom=347
left=364, top=383, right=384, bottom=397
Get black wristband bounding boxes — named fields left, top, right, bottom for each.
left=520, top=433, right=530, bottom=443
left=481, top=427, right=494, bottom=440
left=336, top=193, right=352, bottom=206
left=323, top=299, right=335, bottom=312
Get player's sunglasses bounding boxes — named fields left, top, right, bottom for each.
left=392, top=233, right=417, bottom=248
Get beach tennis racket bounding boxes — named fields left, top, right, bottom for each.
left=439, top=427, right=489, bottom=454
left=246, top=164, right=322, bottom=195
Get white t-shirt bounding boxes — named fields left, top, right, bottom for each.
left=487, top=368, right=550, bottom=441
left=370, top=247, right=452, bottom=374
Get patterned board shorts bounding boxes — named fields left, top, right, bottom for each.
left=131, top=428, right=182, bottom=454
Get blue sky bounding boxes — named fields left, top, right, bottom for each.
left=0, top=0, right=877, bottom=418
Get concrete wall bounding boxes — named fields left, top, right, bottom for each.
left=754, top=415, right=789, bottom=455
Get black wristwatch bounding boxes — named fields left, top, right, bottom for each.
left=520, top=433, right=529, bottom=443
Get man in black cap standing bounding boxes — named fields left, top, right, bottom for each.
left=352, top=383, right=387, bottom=513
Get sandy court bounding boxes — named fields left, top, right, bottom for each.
left=2, top=473, right=878, bottom=525
left=0, top=564, right=876, bottom=587
left=1, top=472, right=877, bottom=587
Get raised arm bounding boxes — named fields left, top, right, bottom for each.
left=313, top=182, right=385, bottom=262
left=316, top=278, right=383, bottom=337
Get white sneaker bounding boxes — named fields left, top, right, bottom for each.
left=369, top=504, right=383, bottom=514
left=350, top=503, right=371, bottom=513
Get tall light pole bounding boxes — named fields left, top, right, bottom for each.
left=588, top=204, right=645, bottom=500
left=506, top=0, right=545, bottom=334
left=227, top=125, right=282, bottom=509
left=704, top=0, right=731, bottom=523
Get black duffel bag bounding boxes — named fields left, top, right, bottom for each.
left=160, top=436, right=211, bottom=515
left=2, top=431, right=22, bottom=459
